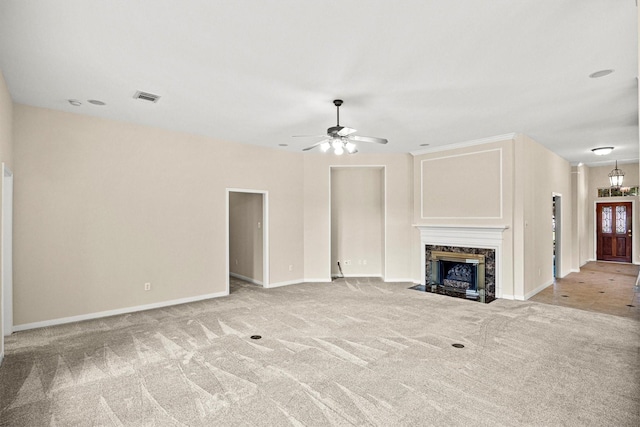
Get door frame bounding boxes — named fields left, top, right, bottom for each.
left=225, top=188, right=269, bottom=293
left=552, top=193, right=561, bottom=278
left=1, top=163, right=13, bottom=366
left=593, top=199, right=635, bottom=263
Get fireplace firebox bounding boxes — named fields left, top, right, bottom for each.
left=428, top=251, right=486, bottom=302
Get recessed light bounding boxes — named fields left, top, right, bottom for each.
left=279, top=144, right=288, bottom=147
left=591, top=147, right=614, bottom=156
left=420, top=143, right=430, bottom=147
left=589, top=69, right=614, bottom=78
left=88, top=99, right=106, bottom=106
left=68, top=99, right=81, bottom=106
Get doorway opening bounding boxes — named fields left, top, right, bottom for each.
left=552, top=194, right=561, bottom=278
left=226, top=189, right=268, bottom=293
left=596, top=201, right=632, bottom=263
left=330, top=166, right=385, bottom=280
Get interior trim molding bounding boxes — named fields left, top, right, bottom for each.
left=303, top=278, right=332, bottom=283
left=265, top=279, right=302, bottom=289
left=420, top=148, right=503, bottom=219
left=341, top=274, right=383, bottom=278
left=230, top=272, right=263, bottom=286
left=416, top=224, right=509, bottom=299
left=524, top=279, right=554, bottom=300
left=13, top=290, right=229, bottom=332
left=384, top=278, right=417, bottom=283
left=409, top=132, right=516, bottom=156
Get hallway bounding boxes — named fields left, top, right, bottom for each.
left=530, top=261, right=640, bottom=320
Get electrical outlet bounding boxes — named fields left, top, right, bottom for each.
left=144, top=282, right=151, bottom=291
left=235, top=259, right=238, bottom=265
left=345, top=260, right=351, bottom=266
left=289, top=265, right=293, bottom=271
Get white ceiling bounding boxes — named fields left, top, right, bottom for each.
left=0, top=1, right=637, bottom=165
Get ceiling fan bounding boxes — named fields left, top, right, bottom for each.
left=294, top=99, right=388, bottom=154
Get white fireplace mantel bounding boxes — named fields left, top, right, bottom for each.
left=415, top=224, right=510, bottom=299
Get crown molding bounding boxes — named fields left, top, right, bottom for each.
left=410, top=133, right=517, bottom=156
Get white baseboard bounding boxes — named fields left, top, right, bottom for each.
left=0, top=351, right=3, bottom=367
left=500, top=293, right=515, bottom=300
left=304, top=278, right=332, bottom=283
left=230, top=272, right=263, bottom=286
left=570, top=268, right=580, bottom=273
left=384, top=278, right=416, bottom=283
left=524, top=279, right=554, bottom=300
left=265, top=279, right=302, bottom=289
left=343, top=274, right=382, bottom=278
left=13, top=290, right=229, bottom=332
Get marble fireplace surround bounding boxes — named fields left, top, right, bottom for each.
left=416, top=225, right=509, bottom=299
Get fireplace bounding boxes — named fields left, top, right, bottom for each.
left=428, top=251, right=486, bottom=302
left=419, top=245, right=496, bottom=303
left=415, top=225, right=507, bottom=300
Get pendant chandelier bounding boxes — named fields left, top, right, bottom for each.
left=608, top=160, right=625, bottom=189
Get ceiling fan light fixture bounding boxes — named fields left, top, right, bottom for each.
left=334, top=145, right=344, bottom=155
left=591, top=146, right=614, bottom=156
left=345, top=142, right=357, bottom=154
left=320, top=141, right=331, bottom=152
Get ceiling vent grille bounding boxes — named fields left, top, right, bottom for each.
left=133, top=91, right=161, bottom=103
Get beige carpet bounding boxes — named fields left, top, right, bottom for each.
left=1, top=277, right=638, bottom=426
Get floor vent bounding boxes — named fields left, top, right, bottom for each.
left=133, top=91, right=161, bottom=103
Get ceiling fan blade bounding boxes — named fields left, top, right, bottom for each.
left=337, top=127, right=357, bottom=136
left=348, top=135, right=388, bottom=144
left=302, top=139, right=330, bottom=151
left=347, top=148, right=359, bottom=154
left=292, top=134, right=327, bottom=138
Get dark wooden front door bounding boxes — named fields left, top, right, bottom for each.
left=596, top=202, right=632, bottom=263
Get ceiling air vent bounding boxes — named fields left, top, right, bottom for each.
left=133, top=91, right=161, bottom=103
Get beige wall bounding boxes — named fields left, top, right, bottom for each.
left=0, top=71, right=14, bottom=359
left=412, top=134, right=573, bottom=300
left=13, top=105, right=304, bottom=326
left=413, top=138, right=516, bottom=296
left=229, top=192, right=263, bottom=283
left=585, top=162, right=640, bottom=264
left=331, top=167, right=384, bottom=277
left=572, top=164, right=590, bottom=268
left=304, top=153, right=414, bottom=282
left=514, top=134, right=573, bottom=298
